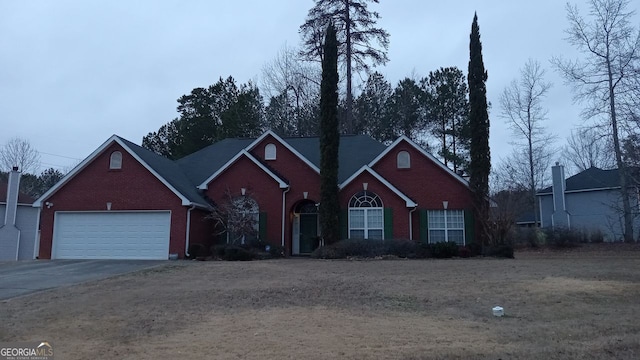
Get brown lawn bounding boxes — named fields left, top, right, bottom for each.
left=1, top=245, right=640, bottom=359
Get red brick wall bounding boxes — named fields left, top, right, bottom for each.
left=250, top=135, right=322, bottom=253
left=188, top=208, right=215, bottom=255
left=371, top=140, right=475, bottom=241
left=204, top=155, right=285, bottom=248
left=340, top=172, right=411, bottom=239
left=38, top=142, right=188, bottom=259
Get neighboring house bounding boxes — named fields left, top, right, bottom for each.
left=537, top=163, right=640, bottom=241
left=0, top=167, right=39, bottom=260
left=35, top=131, right=477, bottom=260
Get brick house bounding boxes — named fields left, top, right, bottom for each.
left=35, top=131, right=476, bottom=259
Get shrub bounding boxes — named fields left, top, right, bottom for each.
left=431, top=241, right=459, bottom=258
left=544, top=227, right=581, bottom=248
left=589, top=229, right=604, bottom=243
left=267, top=245, right=286, bottom=258
left=211, top=244, right=255, bottom=261
left=458, top=246, right=472, bottom=258
left=387, top=239, right=419, bottom=258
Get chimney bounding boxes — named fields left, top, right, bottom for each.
left=4, top=166, right=21, bottom=226
left=551, top=162, right=570, bottom=228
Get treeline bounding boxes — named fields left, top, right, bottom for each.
left=143, top=68, right=471, bottom=173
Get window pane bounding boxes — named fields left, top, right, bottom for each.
left=367, top=209, right=383, bottom=228
left=447, top=210, right=464, bottom=229
left=349, top=209, right=365, bottom=228
left=428, top=210, right=445, bottom=228
left=448, top=230, right=464, bottom=245
left=368, top=229, right=383, bottom=240
left=429, top=230, right=446, bottom=243
left=350, top=230, right=365, bottom=239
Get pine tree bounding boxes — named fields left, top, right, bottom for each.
left=467, top=13, right=491, bottom=246
left=300, top=0, right=390, bottom=134
left=319, top=24, right=341, bottom=244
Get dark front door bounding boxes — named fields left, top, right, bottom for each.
left=299, top=213, right=318, bottom=254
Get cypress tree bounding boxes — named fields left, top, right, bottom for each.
left=468, top=13, right=491, bottom=246
left=319, top=24, right=341, bottom=244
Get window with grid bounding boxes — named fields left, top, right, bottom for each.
left=349, top=191, right=384, bottom=240
left=427, top=210, right=465, bottom=245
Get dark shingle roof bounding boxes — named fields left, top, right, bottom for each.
left=118, top=134, right=388, bottom=205
left=176, top=138, right=254, bottom=186
left=538, top=167, right=637, bottom=194
left=284, top=135, right=387, bottom=183
left=118, top=137, right=210, bottom=206
left=0, top=182, right=35, bottom=204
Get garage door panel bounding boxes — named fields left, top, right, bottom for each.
left=53, top=212, right=171, bottom=260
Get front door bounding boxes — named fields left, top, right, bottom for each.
left=299, top=213, right=318, bottom=254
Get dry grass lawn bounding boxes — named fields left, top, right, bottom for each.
left=2, top=245, right=640, bottom=359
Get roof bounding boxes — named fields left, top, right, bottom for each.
left=538, top=167, right=638, bottom=195
left=117, top=137, right=211, bottom=206
left=0, top=182, right=35, bottom=205
left=284, top=135, right=387, bottom=183
left=35, top=131, right=466, bottom=209
left=176, top=138, right=254, bottom=186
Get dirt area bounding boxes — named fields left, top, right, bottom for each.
left=1, top=244, right=640, bottom=359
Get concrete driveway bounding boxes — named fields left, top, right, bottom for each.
left=0, top=260, right=167, bottom=300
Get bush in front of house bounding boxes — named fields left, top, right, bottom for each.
left=483, top=244, right=515, bottom=258
left=430, top=241, right=460, bottom=258
left=311, top=239, right=471, bottom=259
left=543, top=227, right=582, bottom=248
left=210, top=241, right=286, bottom=261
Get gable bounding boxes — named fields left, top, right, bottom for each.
left=198, top=150, right=288, bottom=190
left=370, top=138, right=473, bottom=209
left=34, top=136, right=205, bottom=208
left=39, top=142, right=186, bottom=208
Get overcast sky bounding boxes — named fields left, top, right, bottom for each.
left=0, top=0, right=623, bottom=175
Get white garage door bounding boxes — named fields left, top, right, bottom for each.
left=53, top=212, right=171, bottom=260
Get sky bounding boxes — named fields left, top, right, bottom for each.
left=0, top=0, right=626, bottom=175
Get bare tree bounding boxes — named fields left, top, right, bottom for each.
left=563, top=127, right=616, bottom=174
left=0, top=137, right=41, bottom=174
left=261, top=44, right=321, bottom=136
left=208, top=188, right=259, bottom=245
left=552, top=0, right=640, bottom=242
left=499, top=59, right=554, bottom=225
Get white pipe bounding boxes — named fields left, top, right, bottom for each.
left=33, top=207, right=42, bottom=259
left=408, top=206, right=417, bottom=240
left=185, top=205, right=196, bottom=258
left=281, top=187, right=290, bottom=247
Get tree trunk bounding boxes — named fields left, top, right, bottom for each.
left=345, top=0, right=353, bottom=134
left=607, top=55, right=634, bottom=242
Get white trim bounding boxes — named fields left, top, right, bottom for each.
left=246, top=131, right=320, bottom=173
left=339, top=166, right=417, bottom=207
left=33, top=135, right=199, bottom=208
left=282, top=187, right=290, bottom=247
left=368, top=136, right=469, bottom=188
left=185, top=205, right=196, bottom=258
left=198, top=150, right=288, bottom=190
left=34, top=207, right=41, bottom=260
left=537, top=186, right=621, bottom=196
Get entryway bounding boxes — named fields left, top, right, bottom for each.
left=292, top=201, right=320, bottom=255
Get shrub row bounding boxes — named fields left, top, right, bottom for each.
left=511, top=227, right=605, bottom=249
left=210, top=242, right=285, bottom=261
left=310, top=239, right=471, bottom=259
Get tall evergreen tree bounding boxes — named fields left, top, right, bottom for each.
left=467, top=13, right=491, bottom=246
left=319, top=24, right=341, bottom=244
left=142, top=77, right=264, bottom=159
left=423, top=67, right=471, bottom=173
left=300, top=0, right=390, bottom=134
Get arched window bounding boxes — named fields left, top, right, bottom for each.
left=265, top=143, right=277, bottom=160
left=348, top=190, right=384, bottom=239
left=397, top=150, right=410, bottom=169
left=228, top=196, right=259, bottom=245
left=109, top=151, right=122, bottom=170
